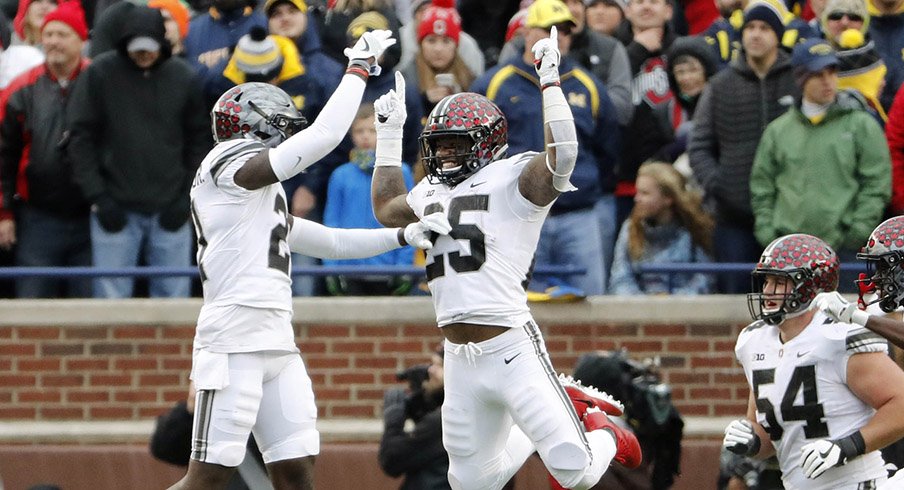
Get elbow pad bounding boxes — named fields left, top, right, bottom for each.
left=543, top=86, right=578, bottom=192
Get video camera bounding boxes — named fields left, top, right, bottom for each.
left=396, top=364, right=430, bottom=394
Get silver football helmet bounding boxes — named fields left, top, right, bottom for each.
left=211, top=82, right=307, bottom=147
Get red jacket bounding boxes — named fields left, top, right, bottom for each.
left=886, top=82, right=904, bottom=214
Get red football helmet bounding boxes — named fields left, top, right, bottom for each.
left=419, top=92, right=508, bottom=186
left=748, top=234, right=839, bottom=325
left=857, top=217, right=904, bottom=312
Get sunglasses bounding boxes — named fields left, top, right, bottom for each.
left=827, top=11, right=864, bottom=22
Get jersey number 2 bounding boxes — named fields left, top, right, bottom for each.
left=268, top=194, right=290, bottom=276
left=424, top=195, right=489, bottom=281
left=752, top=365, right=829, bottom=441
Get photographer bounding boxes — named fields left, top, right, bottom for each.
left=570, top=350, right=684, bottom=490
left=378, top=346, right=449, bottom=490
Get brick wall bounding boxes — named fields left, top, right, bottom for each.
left=0, top=296, right=752, bottom=421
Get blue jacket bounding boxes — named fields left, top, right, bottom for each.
left=322, top=161, right=415, bottom=267
left=609, top=220, right=713, bottom=295
left=183, top=7, right=267, bottom=88
left=868, top=4, right=904, bottom=110
left=471, top=57, right=620, bottom=212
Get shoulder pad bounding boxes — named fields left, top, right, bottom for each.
left=845, top=327, right=888, bottom=355
left=736, top=320, right=769, bottom=352
left=206, top=140, right=266, bottom=185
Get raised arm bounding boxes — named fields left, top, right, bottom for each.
left=371, top=72, right=420, bottom=227
left=234, top=30, right=397, bottom=190
left=518, top=26, right=578, bottom=207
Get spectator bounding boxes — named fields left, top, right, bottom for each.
left=148, top=0, right=189, bottom=57
left=183, top=0, right=267, bottom=88
left=700, top=0, right=742, bottom=67
left=322, top=104, right=415, bottom=296
left=609, top=162, right=714, bottom=295
left=68, top=6, right=210, bottom=298
left=378, top=345, right=450, bottom=489
left=702, top=0, right=815, bottom=69
left=398, top=0, right=484, bottom=79
left=401, top=4, right=475, bottom=113
left=0, top=0, right=53, bottom=88
left=472, top=0, right=621, bottom=296
left=750, top=39, right=890, bottom=261
left=651, top=35, right=719, bottom=164
left=265, top=0, right=343, bottom=93
left=350, top=11, right=424, bottom=169
left=316, top=0, right=404, bottom=71
left=888, top=82, right=904, bottom=216
left=612, top=0, right=677, bottom=226
left=820, top=0, right=888, bottom=121
left=204, top=27, right=326, bottom=114
left=569, top=350, right=684, bottom=490
left=688, top=0, right=798, bottom=294
left=586, top=0, right=626, bottom=36
left=500, top=0, right=634, bottom=126
left=867, top=0, right=904, bottom=112
left=0, top=0, right=91, bottom=298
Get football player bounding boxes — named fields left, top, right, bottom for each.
left=724, top=234, right=904, bottom=489
left=813, top=216, right=904, bottom=350
left=368, top=27, right=641, bottom=490
left=169, top=31, right=453, bottom=490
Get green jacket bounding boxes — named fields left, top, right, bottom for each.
left=750, top=94, right=891, bottom=252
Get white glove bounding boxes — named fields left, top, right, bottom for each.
left=812, top=291, right=869, bottom=327
left=344, top=29, right=397, bottom=76
left=723, top=419, right=760, bottom=456
left=403, top=213, right=452, bottom=250
left=531, top=25, right=561, bottom=87
left=800, top=439, right=846, bottom=479
left=374, top=71, right=407, bottom=140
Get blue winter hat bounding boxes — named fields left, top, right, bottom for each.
left=743, top=1, right=785, bottom=39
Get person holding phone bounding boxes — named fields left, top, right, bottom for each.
left=400, top=3, right=475, bottom=113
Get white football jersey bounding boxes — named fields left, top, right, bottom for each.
left=190, top=139, right=296, bottom=353
left=407, top=152, right=551, bottom=327
left=735, top=312, right=889, bottom=489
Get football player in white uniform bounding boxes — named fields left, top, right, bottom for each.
left=813, top=216, right=904, bottom=350
left=368, top=27, right=641, bottom=490
left=724, top=234, right=904, bottom=489
left=169, top=31, right=453, bottom=490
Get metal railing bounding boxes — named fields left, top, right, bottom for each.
left=636, top=262, right=868, bottom=293
left=0, top=265, right=586, bottom=279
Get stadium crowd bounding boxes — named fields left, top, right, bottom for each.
left=0, top=0, right=902, bottom=300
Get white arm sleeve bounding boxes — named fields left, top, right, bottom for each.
left=287, top=217, right=403, bottom=259
left=543, top=85, right=578, bottom=193
left=268, top=74, right=367, bottom=181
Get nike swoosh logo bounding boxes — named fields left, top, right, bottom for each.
left=797, top=351, right=810, bottom=358
left=470, top=181, right=486, bottom=188
left=504, top=353, right=521, bottom=364
left=818, top=448, right=833, bottom=459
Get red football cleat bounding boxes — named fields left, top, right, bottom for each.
left=584, top=409, right=642, bottom=469
left=559, top=374, right=624, bottom=419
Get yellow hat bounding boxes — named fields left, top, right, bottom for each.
left=526, top=0, right=576, bottom=29
left=264, top=0, right=307, bottom=16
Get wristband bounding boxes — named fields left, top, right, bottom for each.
left=375, top=137, right=402, bottom=167
left=850, top=308, right=870, bottom=327
left=834, top=430, right=866, bottom=463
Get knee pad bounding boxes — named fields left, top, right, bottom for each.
left=260, top=427, right=320, bottom=463
left=546, top=440, right=589, bottom=471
